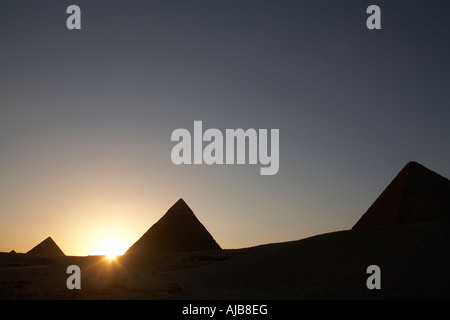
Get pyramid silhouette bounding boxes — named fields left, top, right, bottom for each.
left=126, top=199, right=221, bottom=254
left=26, top=236, right=65, bottom=256
left=353, top=161, right=450, bottom=229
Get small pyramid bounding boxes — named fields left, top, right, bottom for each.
left=126, top=199, right=221, bottom=254
left=353, top=161, right=450, bottom=229
left=26, top=236, right=65, bottom=256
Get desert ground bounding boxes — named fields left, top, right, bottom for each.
left=2, top=162, right=449, bottom=300
left=2, top=218, right=449, bottom=300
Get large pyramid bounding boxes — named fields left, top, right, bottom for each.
left=353, top=161, right=450, bottom=229
left=126, top=199, right=221, bottom=254
left=26, top=236, right=65, bottom=256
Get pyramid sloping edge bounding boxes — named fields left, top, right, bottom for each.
left=126, top=199, right=221, bottom=254
left=27, top=236, right=66, bottom=256
left=353, top=161, right=450, bottom=229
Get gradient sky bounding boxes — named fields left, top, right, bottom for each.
left=1, top=1, right=449, bottom=256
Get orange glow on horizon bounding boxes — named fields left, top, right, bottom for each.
left=90, top=233, right=129, bottom=257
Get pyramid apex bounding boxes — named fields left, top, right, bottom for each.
left=175, top=198, right=187, bottom=205
left=353, top=162, right=450, bottom=229
left=125, top=198, right=221, bottom=254
left=165, top=198, right=194, bottom=216
left=404, top=161, right=425, bottom=170
left=27, top=236, right=65, bottom=256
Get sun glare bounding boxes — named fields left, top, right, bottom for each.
left=92, top=234, right=128, bottom=258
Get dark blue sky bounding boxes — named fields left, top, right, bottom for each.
left=1, top=1, right=449, bottom=255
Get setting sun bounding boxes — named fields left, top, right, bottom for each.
left=91, top=234, right=128, bottom=258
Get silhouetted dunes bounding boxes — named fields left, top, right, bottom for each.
left=170, top=218, right=450, bottom=299
left=2, top=162, right=450, bottom=299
